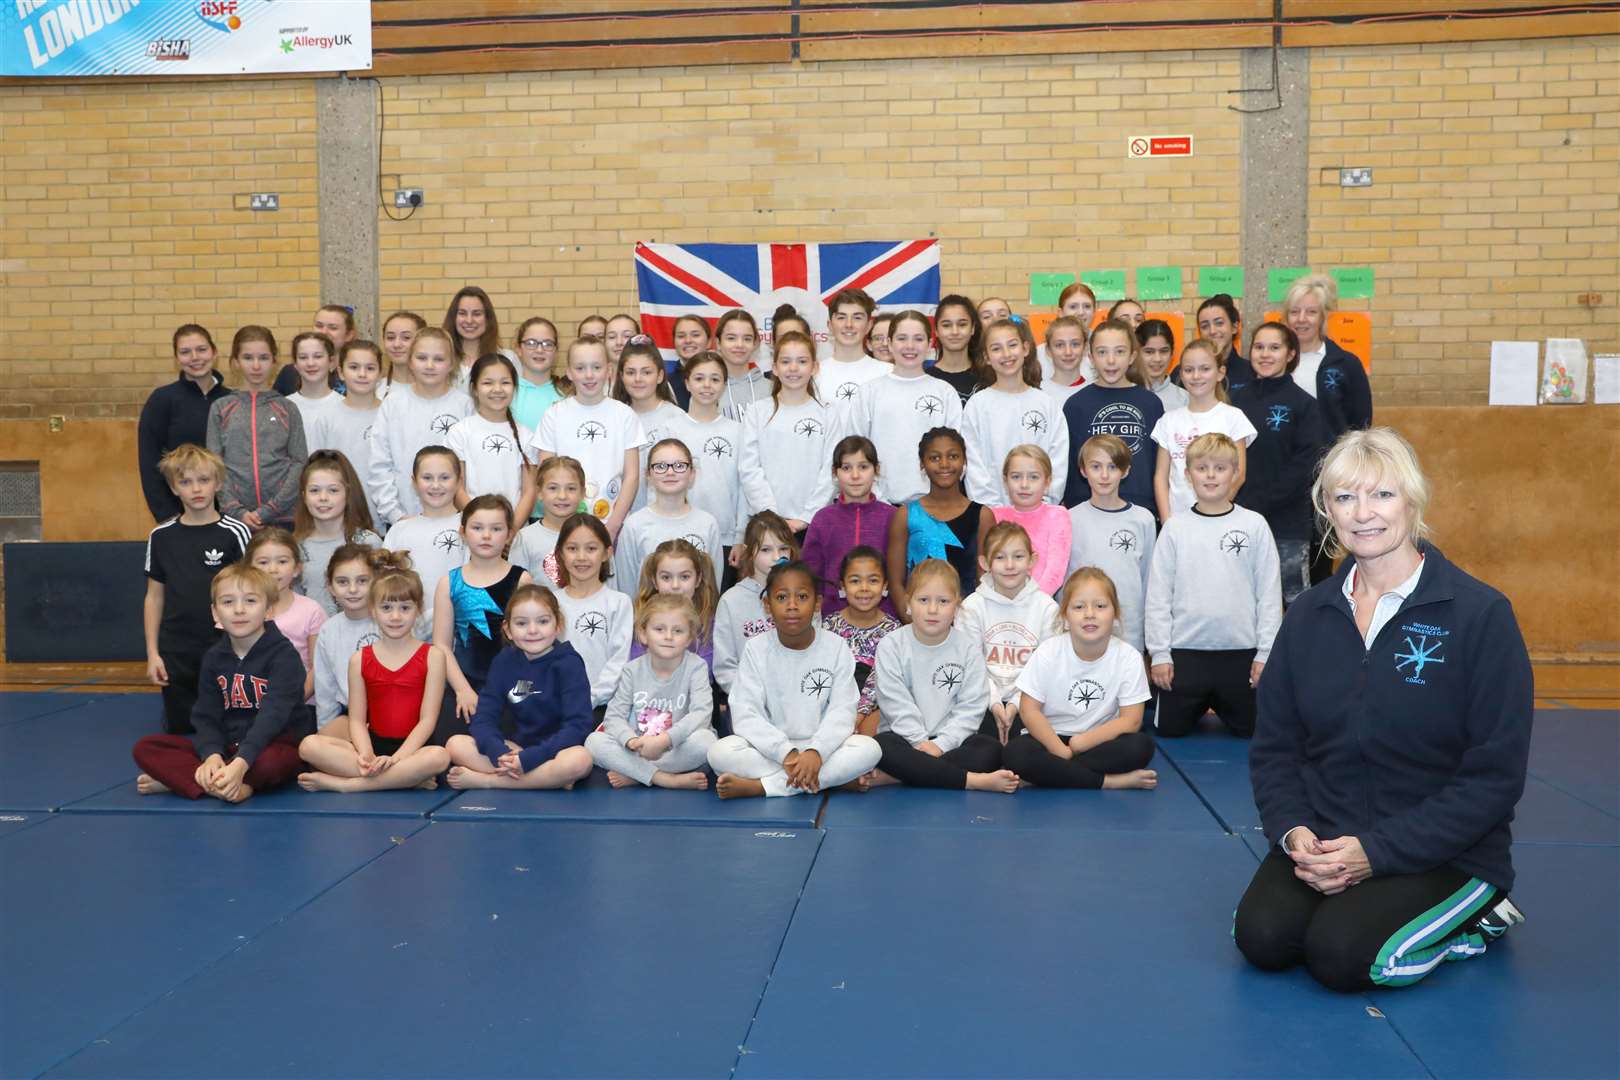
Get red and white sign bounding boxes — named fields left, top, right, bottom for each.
left=1127, top=135, right=1194, bottom=158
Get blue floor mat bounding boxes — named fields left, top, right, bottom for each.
left=1528, top=708, right=1619, bottom=818
left=0, top=811, right=51, bottom=841
left=45, top=821, right=821, bottom=1079
left=62, top=779, right=459, bottom=818
left=1369, top=843, right=1620, bottom=1079
left=0, top=692, right=94, bottom=727
left=819, top=750, right=1219, bottom=833
left=737, top=828, right=1427, bottom=1079
left=433, top=780, right=823, bottom=826
left=0, top=696, right=162, bottom=811
left=0, top=814, right=422, bottom=1080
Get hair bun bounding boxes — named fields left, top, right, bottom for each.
left=370, top=547, right=414, bottom=574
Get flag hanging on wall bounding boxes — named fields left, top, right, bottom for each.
left=633, top=241, right=942, bottom=366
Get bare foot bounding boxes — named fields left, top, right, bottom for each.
left=1102, top=769, right=1157, bottom=790
left=447, top=766, right=495, bottom=790
left=223, top=783, right=255, bottom=803
left=716, top=773, right=765, bottom=799
left=136, top=773, right=169, bottom=795
left=416, top=777, right=438, bottom=791
left=864, top=769, right=899, bottom=789
left=652, top=770, right=708, bottom=790
left=298, top=772, right=354, bottom=793
left=837, top=773, right=872, bottom=793
left=966, top=768, right=1020, bottom=793
left=606, top=770, right=637, bottom=788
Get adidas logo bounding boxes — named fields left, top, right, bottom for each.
left=203, top=548, right=224, bottom=566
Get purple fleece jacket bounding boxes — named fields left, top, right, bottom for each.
left=801, top=497, right=899, bottom=616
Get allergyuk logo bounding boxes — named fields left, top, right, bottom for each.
left=278, top=26, right=356, bottom=51
left=199, top=0, right=242, bottom=32
left=1393, top=622, right=1448, bottom=684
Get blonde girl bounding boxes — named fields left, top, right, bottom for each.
left=365, top=327, right=474, bottom=528
left=962, top=318, right=1068, bottom=508
left=446, top=353, right=538, bottom=522
left=293, top=450, right=381, bottom=614
left=991, top=445, right=1070, bottom=596
left=956, top=521, right=1061, bottom=744
left=380, top=446, right=466, bottom=629
left=633, top=537, right=721, bottom=670
left=738, top=331, right=835, bottom=536
left=510, top=455, right=585, bottom=586
left=533, top=336, right=645, bottom=541
left=244, top=527, right=326, bottom=701
left=1150, top=337, right=1255, bottom=520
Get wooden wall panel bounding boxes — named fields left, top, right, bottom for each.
left=0, top=421, right=148, bottom=543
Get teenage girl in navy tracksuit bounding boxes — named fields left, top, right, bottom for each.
left=1234, top=428, right=1532, bottom=993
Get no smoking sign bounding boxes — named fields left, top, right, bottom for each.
left=1127, top=135, right=1194, bottom=158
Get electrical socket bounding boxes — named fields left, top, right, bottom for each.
left=394, top=188, right=424, bottom=209
left=1339, top=168, right=1372, bottom=188
left=248, top=192, right=279, bottom=211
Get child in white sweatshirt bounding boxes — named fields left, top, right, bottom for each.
left=1067, top=435, right=1156, bottom=652
left=961, top=319, right=1068, bottom=507
left=365, top=329, right=473, bottom=528
left=845, top=310, right=963, bottom=505
left=872, top=560, right=1017, bottom=791
left=553, top=513, right=633, bottom=712
left=713, top=511, right=798, bottom=695
left=1145, top=433, right=1281, bottom=738
left=955, top=521, right=1061, bottom=744
left=708, top=561, right=881, bottom=798
left=738, top=332, right=837, bottom=536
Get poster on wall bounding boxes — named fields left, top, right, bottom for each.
left=2, top=0, right=372, bottom=77
left=633, top=241, right=942, bottom=367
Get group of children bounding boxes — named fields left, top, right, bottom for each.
left=133, top=277, right=1368, bottom=803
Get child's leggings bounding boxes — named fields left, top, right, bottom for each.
left=584, top=728, right=718, bottom=786
left=707, top=734, right=881, bottom=796
left=132, top=734, right=303, bottom=799
left=875, top=731, right=1003, bottom=789
left=1001, top=729, right=1155, bottom=789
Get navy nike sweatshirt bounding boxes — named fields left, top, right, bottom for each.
left=471, top=641, right=593, bottom=772
left=1250, top=545, right=1533, bottom=891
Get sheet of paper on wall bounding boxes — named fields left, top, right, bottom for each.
left=1592, top=354, right=1620, bottom=405
left=1487, top=341, right=1538, bottom=406
left=1539, top=338, right=1588, bottom=404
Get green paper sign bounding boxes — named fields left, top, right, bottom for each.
left=1268, top=267, right=1311, bottom=302
left=1029, top=272, right=1077, bottom=307
left=1080, top=270, right=1127, bottom=302
left=1136, top=265, right=1183, bottom=301
left=1198, top=265, right=1244, bottom=298
left=1331, top=266, right=1375, bottom=299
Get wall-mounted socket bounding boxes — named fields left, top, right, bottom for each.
left=1576, top=292, right=1603, bottom=308
left=48, top=415, right=65, bottom=432
left=1339, top=168, right=1373, bottom=188
left=248, top=192, right=279, bottom=211
left=394, top=188, right=424, bottom=209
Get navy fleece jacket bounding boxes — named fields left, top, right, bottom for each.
left=471, top=641, right=593, bottom=772
left=137, top=372, right=232, bottom=521
left=1250, top=545, right=1533, bottom=891
left=1232, top=374, right=1328, bottom=540
left=1315, top=338, right=1373, bottom=438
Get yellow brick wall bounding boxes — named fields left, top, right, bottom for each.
left=1309, top=37, right=1619, bottom=404
left=0, top=79, right=319, bottom=419
left=377, top=51, right=1244, bottom=347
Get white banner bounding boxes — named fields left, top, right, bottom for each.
left=3, top=0, right=371, bottom=77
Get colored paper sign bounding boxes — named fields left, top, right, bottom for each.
left=1127, top=135, right=1193, bottom=158
left=1268, top=267, right=1311, bottom=302
left=1030, top=272, right=1077, bottom=307
left=1080, top=270, right=1127, bottom=302
left=1266, top=310, right=1372, bottom=371
left=1198, top=266, right=1244, bottom=298
left=1136, top=266, right=1183, bottom=301
left=1331, top=266, right=1375, bottom=299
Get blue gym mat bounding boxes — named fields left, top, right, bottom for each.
left=818, top=750, right=1220, bottom=833
left=736, top=828, right=1429, bottom=1078
left=433, top=778, right=824, bottom=826
left=0, top=811, right=50, bottom=841
left=1, top=814, right=424, bottom=1080
left=1369, top=843, right=1620, bottom=1079
left=1528, top=708, right=1619, bottom=818
left=46, top=821, right=822, bottom=1080
left=62, top=779, right=460, bottom=818
left=0, top=691, right=94, bottom=726
left=0, top=695, right=162, bottom=811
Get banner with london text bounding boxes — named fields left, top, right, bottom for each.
left=2, top=0, right=371, bottom=77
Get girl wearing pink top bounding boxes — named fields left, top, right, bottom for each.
left=991, top=445, right=1071, bottom=596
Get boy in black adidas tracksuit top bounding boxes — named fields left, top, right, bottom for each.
left=1236, top=544, right=1533, bottom=991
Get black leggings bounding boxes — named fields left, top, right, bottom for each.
left=1235, top=851, right=1502, bottom=992
left=1002, top=730, right=1155, bottom=789
left=158, top=644, right=207, bottom=735
left=875, top=732, right=1003, bottom=789
left=1155, top=648, right=1256, bottom=738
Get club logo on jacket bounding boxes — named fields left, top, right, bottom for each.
left=481, top=434, right=513, bottom=454
left=1108, top=530, right=1137, bottom=555
left=1219, top=530, right=1250, bottom=557
left=430, top=414, right=458, bottom=437
left=577, top=420, right=607, bottom=443
left=1394, top=622, right=1448, bottom=685
left=914, top=394, right=944, bottom=418
left=433, top=529, right=463, bottom=554
left=203, top=548, right=225, bottom=566
left=800, top=667, right=834, bottom=697
left=1068, top=678, right=1104, bottom=708
left=575, top=612, right=607, bottom=637
left=793, top=418, right=824, bottom=439
left=931, top=663, right=965, bottom=694
left=1323, top=367, right=1345, bottom=392
left=1265, top=405, right=1292, bottom=431
left=1021, top=410, right=1047, bottom=436
left=702, top=436, right=734, bottom=459
left=216, top=672, right=270, bottom=709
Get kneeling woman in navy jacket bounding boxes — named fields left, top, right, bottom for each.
left=1235, top=428, right=1532, bottom=991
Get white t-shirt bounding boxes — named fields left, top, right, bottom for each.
left=1014, top=634, right=1151, bottom=737
left=379, top=512, right=466, bottom=625
left=1294, top=347, right=1326, bottom=397
left=531, top=397, right=647, bottom=521
left=446, top=413, right=535, bottom=507
left=629, top=401, right=689, bottom=513
left=815, top=355, right=890, bottom=411
left=1149, top=402, right=1258, bottom=515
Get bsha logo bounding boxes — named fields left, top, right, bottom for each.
left=147, top=39, right=192, bottom=60
left=931, top=663, right=965, bottom=693
left=198, top=1, right=241, bottom=32
left=1067, top=678, right=1105, bottom=708
left=914, top=394, right=944, bottom=419
left=1021, top=410, right=1047, bottom=435
left=203, top=547, right=224, bottom=567
left=800, top=667, right=834, bottom=698
left=1393, top=622, right=1448, bottom=684
left=1219, top=530, right=1250, bottom=557
left=1265, top=404, right=1291, bottom=431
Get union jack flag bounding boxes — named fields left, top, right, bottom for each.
left=633, top=240, right=941, bottom=363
